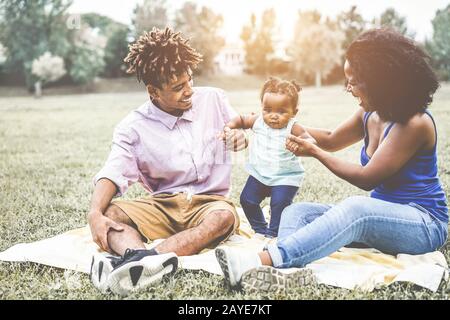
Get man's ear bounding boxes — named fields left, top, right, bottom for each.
left=146, top=84, right=159, bottom=100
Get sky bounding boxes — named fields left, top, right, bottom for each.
left=69, top=0, right=450, bottom=43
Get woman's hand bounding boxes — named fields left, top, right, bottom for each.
left=286, top=135, right=319, bottom=157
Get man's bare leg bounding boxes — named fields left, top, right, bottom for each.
left=155, top=210, right=235, bottom=256
left=104, top=205, right=235, bottom=257
left=104, top=204, right=147, bottom=256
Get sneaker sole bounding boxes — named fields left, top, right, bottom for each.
left=215, top=248, right=239, bottom=288
left=240, top=265, right=316, bottom=294
left=90, top=254, right=114, bottom=293
left=108, top=254, right=178, bottom=296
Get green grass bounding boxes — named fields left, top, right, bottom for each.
left=0, top=83, right=449, bottom=300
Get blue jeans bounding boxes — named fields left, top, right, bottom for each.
left=266, top=196, right=448, bottom=268
left=240, top=175, right=299, bottom=237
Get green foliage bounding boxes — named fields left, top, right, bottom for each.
left=175, top=2, right=224, bottom=75
left=336, top=6, right=366, bottom=53
left=427, top=4, right=450, bottom=81
left=374, top=8, right=414, bottom=38
left=103, top=26, right=130, bottom=78
left=81, top=13, right=121, bottom=33
left=240, top=9, right=276, bottom=75
left=288, top=11, right=344, bottom=87
left=132, top=0, right=168, bottom=38
left=80, top=13, right=130, bottom=78
left=0, top=0, right=73, bottom=89
left=68, top=46, right=105, bottom=85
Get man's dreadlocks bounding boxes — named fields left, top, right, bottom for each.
left=124, top=27, right=203, bottom=88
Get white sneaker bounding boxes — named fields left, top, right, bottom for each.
left=106, top=250, right=178, bottom=296
left=253, top=233, right=266, bottom=241
left=215, top=247, right=261, bottom=288
left=90, top=253, right=121, bottom=293
left=241, top=266, right=317, bottom=294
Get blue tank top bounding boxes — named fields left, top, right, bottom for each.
left=360, top=111, right=448, bottom=223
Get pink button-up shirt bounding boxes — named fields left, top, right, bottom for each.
left=94, top=87, right=238, bottom=197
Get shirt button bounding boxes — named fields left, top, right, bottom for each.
left=199, top=175, right=203, bottom=180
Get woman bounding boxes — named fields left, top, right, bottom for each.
left=215, top=28, right=448, bottom=293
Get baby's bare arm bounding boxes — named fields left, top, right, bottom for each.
left=291, top=123, right=317, bottom=144
left=226, top=114, right=258, bottom=130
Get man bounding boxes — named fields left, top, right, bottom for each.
left=88, top=27, right=246, bottom=296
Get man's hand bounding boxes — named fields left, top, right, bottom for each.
left=88, top=210, right=124, bottom=254
left=219, top=127, right=248, bottom=151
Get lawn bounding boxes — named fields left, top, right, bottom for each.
left=0, top=82, right=449, bottom=300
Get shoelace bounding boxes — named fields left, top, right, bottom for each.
left=109, top=248, right=136, bottom=268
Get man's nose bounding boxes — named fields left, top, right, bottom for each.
left=184, top=84, right=193, bottom=97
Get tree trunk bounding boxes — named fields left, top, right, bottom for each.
left=315, top=71, right=322, bottom=88
left=34, top=81, right=42, bottom=98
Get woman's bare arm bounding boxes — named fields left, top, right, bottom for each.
left=287, top=114, right=431, bottom=190
left=305, top=108, right=365, bottom=152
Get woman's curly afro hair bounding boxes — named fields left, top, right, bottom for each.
left=346, top=28, right=439, bottom=123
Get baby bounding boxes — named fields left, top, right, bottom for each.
left=223, top=77, right=315, bottom=238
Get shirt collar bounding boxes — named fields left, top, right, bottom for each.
left=147, top=100, right=194, bottom=130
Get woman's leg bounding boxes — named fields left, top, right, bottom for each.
left=266, top=185, right=299, bottom=238
left=277, top=202, right=331, bottom=240
left=240, top=175, right=270, bottom=235
left=268, top=196, right=447, bottom=268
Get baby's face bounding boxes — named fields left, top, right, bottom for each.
left=262, top=93, right=297, bottom=129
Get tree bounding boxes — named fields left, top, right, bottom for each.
left=81, top=13, right=130, bottom=78
left=67, top=23, right=106, bottom=85
left=0, top=0, right=73, bottom=89
left=240, top=9, right=276, bottom=75
left=373, top=8, right=414, bottom=38
left=288, top=11, right=344, bottom=87
left=323, top=6, right=367, bottom=84
left=0, top=43, right=6, bottom=65
left=103, top=26, right=130, bottom=77
left=175, top=2, right=225, bottom=75
left=132, top=0, right=169, bottom=38
left=426, top=4, right=450, bottom=80
left=336, top=6, right=366, bottom=52
left=31, top=52, right=66, bottom=97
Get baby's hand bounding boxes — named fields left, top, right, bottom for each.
left=217, top=126, right=231, bottom=141
left=218, top=126, right=248, bottom=151
left=286, top=135, right=317, bottom=157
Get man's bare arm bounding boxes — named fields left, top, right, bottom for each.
left=87, top=178, right=124, bottom=252
left=88, top=178, right=118, bottom=218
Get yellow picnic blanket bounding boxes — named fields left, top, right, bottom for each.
left=0, top=208, right=448, bottom=292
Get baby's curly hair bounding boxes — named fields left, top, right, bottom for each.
left=260, top=77, right=302, bottom=110
left=346, top=28, right=439, bottom=123
left=124, top=27, right=203, bottom=88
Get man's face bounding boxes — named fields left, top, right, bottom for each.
left=149, top=71, right=194, bottom=116
left=262, top=93, right=297, bottom=129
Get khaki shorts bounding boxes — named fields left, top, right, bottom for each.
left=112, top=193, right=240, bottom=248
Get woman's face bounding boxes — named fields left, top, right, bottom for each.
left=344, top=60, right=371, bottom=111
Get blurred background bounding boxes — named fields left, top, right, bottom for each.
left=0, top=0, right=449, bottom=96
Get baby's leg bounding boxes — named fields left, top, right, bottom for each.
left=267, top=185, right=299, bottom=237
left=240, top=176, right=270, bottom=235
